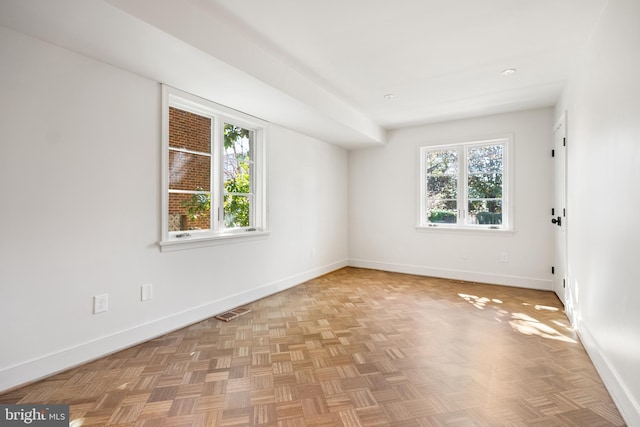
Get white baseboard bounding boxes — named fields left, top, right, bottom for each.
left=577, top=325, right=640, bottom=427
left=0, top=260, right=348, bottom=393
left=348, top=259, right=552, bottom=290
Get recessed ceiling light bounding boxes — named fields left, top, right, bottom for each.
left=501, top=68, right=517, bottom=76
left=384, top=93, right=395, bottom=99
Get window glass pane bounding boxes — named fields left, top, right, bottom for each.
left=467, top=144, right=503, bottom=226
left=427, top=176, right=457, bottom=199
left=224, top=154, right=251, bottom=187
left=426, top=149, right=457, bottom=175
left=224, top=124, right=253, bottom=228
left=224, top=125, right=251, bottom=159
left=168, top=151, right=210, bottom=191
left=168, top=107, right=211, bottom=153
left=425, top=149, right=458, bottom=224
left=168, top=105, right=212, bottom=233
left=168, top=192, right=211, bottom=231
left=467, top=145, right=502, bottom=174
left=467, top=200, right=502, bottom=225
left=467, top=173, right=502, bottom=199
left=224, top=194, right=251, bottom=228
left=427, top=200, right=457, bottom=223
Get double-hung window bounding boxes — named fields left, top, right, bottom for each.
left=160, top=85, right=268, bottom=251
left=419, top=137, right=511, bottom=230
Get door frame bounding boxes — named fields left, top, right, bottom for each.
left=552, top=112, right=568, bottom=306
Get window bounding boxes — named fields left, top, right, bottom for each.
left=418, top=137, right=511, bottom=230
left=161, top=86, right=268, bottom=251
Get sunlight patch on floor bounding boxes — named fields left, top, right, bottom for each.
left=458, top=294, right=576, bottom=343
left=534, top=304, right=559, bottom=311
left=458, top=293, right=502, bottom=310
left=551, top=319, right=574, bottom=332
left=509, top=312, right=576, bottom=343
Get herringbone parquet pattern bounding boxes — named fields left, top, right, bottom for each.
left=0, top=268, right=625, bottom=426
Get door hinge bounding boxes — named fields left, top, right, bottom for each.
left=563, top=137, right=566, bottom=147
left=552, top=266, right=555, bottom=274
left=563, top=278, right=566, bottom=288
left=552, top=208, right=555, bottom=216
left=552, top=149, right=555, bottom=157
left=563, top=208, right=566, bottom=217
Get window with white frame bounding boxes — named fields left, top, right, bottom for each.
left=161, top=85, right=268, bottom=250
left=419, top=138, right=511, bottom=230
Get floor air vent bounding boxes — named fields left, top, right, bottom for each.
left=215, top=306, right=251, bottom=322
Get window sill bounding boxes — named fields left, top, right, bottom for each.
left=416, top=225, right=515, bottom=236
left=159, top=229, right=270, bottom=252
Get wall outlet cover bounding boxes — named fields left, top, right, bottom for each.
left=94, top=294, right=108, bottom=314
left=141, top=284, right=153, bottom=301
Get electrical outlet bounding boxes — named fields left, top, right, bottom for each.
left=94, top=294, right=108, bottom=314
left=500, top=252, right=509, bottom=263
left=141, top=284, right=153, bottom=301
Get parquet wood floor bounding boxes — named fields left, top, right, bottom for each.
left=1, top=268, right=626, bottom=426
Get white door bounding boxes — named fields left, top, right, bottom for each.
left=553, top=114, right=567, bottom=305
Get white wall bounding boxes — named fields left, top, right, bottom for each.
left=555, top=0, right=640, bottom=424
left=0, top=26, right=348, bottom=392
left=349, top=108, right=554, bottom=290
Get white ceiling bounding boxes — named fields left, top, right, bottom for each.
left=0, top=0, right=607, bottom=148
left=207, top=0, right=607, bottom=128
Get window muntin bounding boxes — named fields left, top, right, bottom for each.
left=420, top=138, right=510, bottom=230
left=161, top=86, right=268, bottom=249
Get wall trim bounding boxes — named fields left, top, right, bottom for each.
left=0, top=259, right=348, bottom=393
left=577, top=325, right=640, bottom=426
left=348, top=259, right=552, bottom=290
